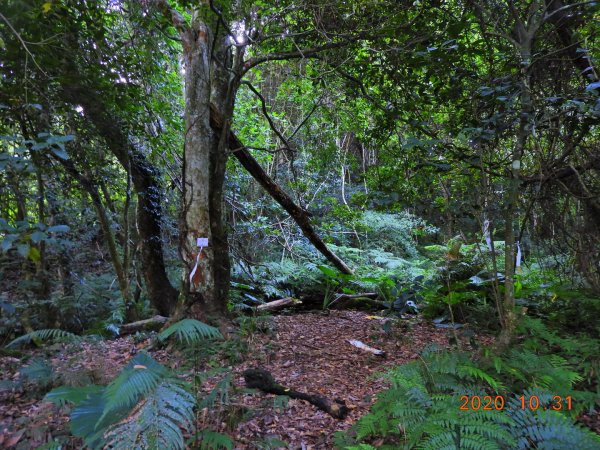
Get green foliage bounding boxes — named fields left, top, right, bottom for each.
left=158, top=319, right=223, bottom=345
left=192, top=430, right=235, bottom=450
left=360, top=211, right=437, bottom=258
left=341, top=345, right=600, bottom=449
left=45, top=384, right=105, bottom=407
left=103, top=380, right=195, bottom=450
left=507, top=390, right=600, bottom=450
left=45, top=351, right=195, bottom=450
left=7, top=328, right=80, bottom=348
left=18, top=358, right=54, bottom=388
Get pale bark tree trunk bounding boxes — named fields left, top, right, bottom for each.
left=157, top=1, right=354, bottom=322
left=159, top=4, right=243, bottom=321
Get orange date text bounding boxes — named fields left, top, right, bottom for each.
left=459, top=395, right=572, bottom=411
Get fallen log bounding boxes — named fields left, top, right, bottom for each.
left=119, top=315, right=168, bottom=335
left=348, top=339, right=386, bottom=357
left=329, top=293, right=386, bottom=310
left=243, top=368, right=348, bottom=419
left=256, top=297, right=302, bottom=312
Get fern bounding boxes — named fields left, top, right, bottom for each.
left=45, top=351, right=197, bottom=450
left=45, top=384, right=104, bottom=406
left=7, top=328, right=80, bottom=348
left=344, top=347, right=598, bottom=450
left=99, top=351, right=169, bottom=425
left=19, top=358, right=54, bottom=387
left=104, top=380, right=195, bottom=450
left=158, top=319, right=223, bottom=345
left=506, top=389, right=600, bottom=450
left=198, top=373, right=232, bottom=410
left=194, top=430, right=235, bottom=450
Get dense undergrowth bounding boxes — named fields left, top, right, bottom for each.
left=2, top=208, right=599, bottom=449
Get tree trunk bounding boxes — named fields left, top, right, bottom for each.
left=175, top=8, right=242, bottom=322
left=56, top=157, right=134, bottom=320
left=60, top=81, right=178, bottom=316
left=499, top=25, right=535, bottom=347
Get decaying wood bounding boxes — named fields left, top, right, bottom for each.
left=243, top=368, right=348, bottom=419
left=119, top=315, right=168, bottom=335
left=348, top=339, right=386, bottom=357
left=209, top=104, right=353, bottom=275
left=256, top=297, right=302, bottom=312
left=329, top=292, right=386, bottom=310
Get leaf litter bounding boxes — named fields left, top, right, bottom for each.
left=0, top=310, right=494, bottom=449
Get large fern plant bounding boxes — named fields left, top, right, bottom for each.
left=339, top=346, right=600, bottom=450
left=43, top=319, right=231, bottom=449
left=46, top=351, right=195, bottom=450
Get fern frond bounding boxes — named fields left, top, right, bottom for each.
left=198, top=373, right=232, bottom=410
left=98, top=351, right=169, bottom=425
left=70, top=390, right=107, bottom=450
left=195, top=429, right=235, bottom=450
left=457, top=364, right=504, bottom=390
left=45, top=384, right=104, bottom=406
left=158, top=319, right=223, bottom=345
left=7, top=328, right=80, bottom=348
left=67, top=352, right=198, bottom=450
left=19, top=358, right=53, bottom=385
left=507, top=390, right=600, bottom=450
left=104, top=380, right=195, bottom=450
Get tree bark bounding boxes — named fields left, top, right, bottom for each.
left=153, top=2, right=245, bottom=322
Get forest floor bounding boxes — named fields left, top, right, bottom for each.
left=2, top=309, right=597, bottom=449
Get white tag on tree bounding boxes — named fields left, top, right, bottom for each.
left=483, top=220, right=492, bottom=251
left=190, top=237, right=209, bottom=285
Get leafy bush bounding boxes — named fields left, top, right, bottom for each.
left=360, top=211, right=437, bottom=258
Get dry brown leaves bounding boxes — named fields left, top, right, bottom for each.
left=19, top=310, right=600, bottom=449
left=227, top=310, right=487, bottom=449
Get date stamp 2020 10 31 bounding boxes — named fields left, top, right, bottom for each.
left=459, top=394, right=573, bottom=411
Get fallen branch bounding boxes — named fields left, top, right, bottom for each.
left=256, top=297, right=302, bottom=312
left=329, top=293, right=386, bottom=310
left=348, top=339, right=386, bottom=357
left=119, top=315, right=168, bottom=335
left=243, top=368, right=348, bottom=419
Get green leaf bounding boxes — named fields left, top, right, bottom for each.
left=17, top=243, right=30, bottom=258
left=1, top=234, right=19, bottom=252
left=317, top=265, right=339, bottom=278
left=50, top=146, right=69, bottom=160
left=47, top=224, right=70, bottom=233
left=30, top=231, right=47, bottom=243
left=28, top=246, right=41, bottom=262
left=45, top=385, right=105, bottom=407
left=158, top=319, right=222, bottom=345
left=7, top=329, right=80, bottom=348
